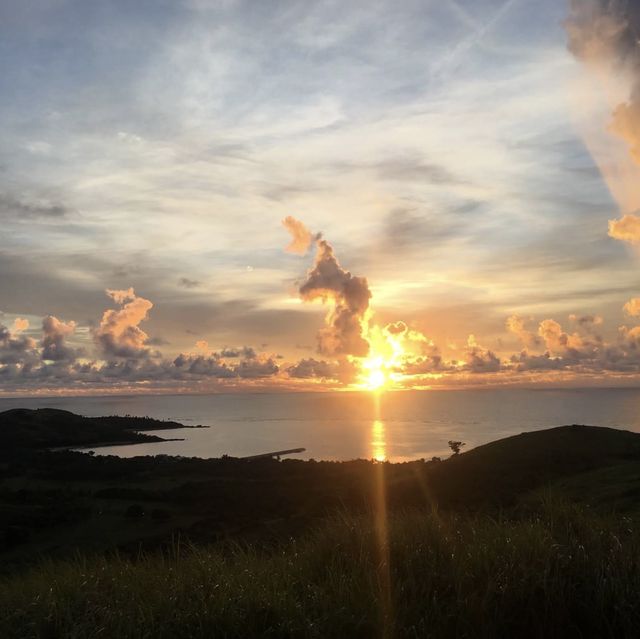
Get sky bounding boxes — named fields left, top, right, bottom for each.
left=2, top=0, right=640, bottom=395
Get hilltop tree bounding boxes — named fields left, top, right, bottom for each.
left=448, top=440, right=465, bottom=456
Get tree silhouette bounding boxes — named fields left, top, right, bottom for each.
left=448, top=440, right=465, bottom=455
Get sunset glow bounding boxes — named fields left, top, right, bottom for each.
left=6, top=4, right=640, bottom=637
left=3, top=0, right=640, bottom=397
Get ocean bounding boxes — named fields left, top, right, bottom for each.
left=2, top=388, right=640, bottom=461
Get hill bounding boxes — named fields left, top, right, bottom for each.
left=2, top=416, right=640, bottom=571
left=3, top=415, right=640, bottom=635
left=429, top=424, right=640, bottom=507
left=0, top=408, right=187, bottom=451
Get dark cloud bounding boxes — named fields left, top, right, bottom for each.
left=565, top=0, right=640, bottom=74
left=402, top=350, right=450, bottom=374
left=173, top=354, right=237, bottom=378
left=0, top=323, right=37, bottom=365
left=178, top=277, right=200, bottom=289
left=510, top=350, right=566, bottom=372
left=286, top=358, right=338, bottom=379
left=380, top=208, right=460, bottom=251
left=464, top=336, right=501, bottom=373
left=298, top=233, right=371, bottom=357
left=41, top=315, right=78, bottom=362
left=236, top=357, right=279, bottom=378
left=0, top=193, right=71, bottom=220
left=220, top=346, right=256, bottom=358
left=565, top=0, right=640, bottom=241
left=373, top=156, right=463, bottom=186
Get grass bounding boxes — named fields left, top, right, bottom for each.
left=2, top=498, right=640, bottom=638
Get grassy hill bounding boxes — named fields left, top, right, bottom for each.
left=429, top=424, right=640, bottom=507
left=1, top=505, right=639, bottom=638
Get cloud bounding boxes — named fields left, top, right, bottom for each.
left=378, top=208, right=460, bottom=254
left=565, top=0, right=637, bottom=65
left=608, top=213, right=640, bottom=243
left=95, top=288, right=153, bottom=359
left=286, top=357, right=338, bottom=379
left=385, top=321, right=407, bottom=336
left=565, top=0, right=640, bottom=240
left=12, top=318, right=29, bottom=332
left=178, top=277, right=200, bottom=289
left=41, top=315, right=77, bottom=362
left=172, top=351, right=279, bottom=379
left=172, top=353, right=237, bottom=378
left=464, top=334, right=501, bottom=373
left=569, top=313, right=603, bottom=327
left=612, top=100, right=640, bottom=164
left=506, top=316, right=604, bottom=371
left=297, top=227, right=372, bottom=357
left=287, top=356, right=358, bottom=383
left=506, top=314, right=541, bottom=348
left=220, top=346, right=257, bottom=358
left=195, top=339, right=209, bottom=351
left=624, top=297, right=640, bottom=316
left=538, top=318, right=593, bottom=358
left=282, top=216, right=314, bottom=255
left=510, top=350, right=565, bottom=371
left=372, top=155, right=463, bottom=185
left=0, top=323, right=37, bottom=365
left=0, top=193, right=71, bottom=220
left=401, top=346, right=449, bottom=374
left=236, top=357, right=279, bottom=378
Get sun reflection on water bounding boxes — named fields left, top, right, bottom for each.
left=371, top=419, right=387, bottom=462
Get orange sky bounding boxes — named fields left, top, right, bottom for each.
left=3, top=0, right=640, bottom=395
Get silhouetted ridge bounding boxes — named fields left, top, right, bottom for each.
left=0, top=408, right=185, bottom=451
left=430, top=424, right=640, bottom=506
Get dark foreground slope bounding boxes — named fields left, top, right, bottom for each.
left=2, top=505, right=639, bottom=638
left=2, top=416, right=640, bottom=568
left=2, top=415, right=640, bottom=637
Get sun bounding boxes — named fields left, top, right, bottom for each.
left=366, top=367, right=387, bottom=391
left=355, top=323, right=407, bottom=391
left=359, top=350, right=395, bottom=391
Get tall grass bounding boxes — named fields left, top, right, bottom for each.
left=2, top=501, right=639, bottom=638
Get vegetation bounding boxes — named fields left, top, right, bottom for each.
left=447, top=439, right=465, bottom=455
left=2, top=502, right=640, bottom=638
left=2, top=410, right=640, bottom=636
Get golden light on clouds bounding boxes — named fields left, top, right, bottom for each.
left=353, top=322, right=408, bottom=391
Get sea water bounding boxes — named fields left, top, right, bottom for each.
left=2, top=388, right=640, bottom=461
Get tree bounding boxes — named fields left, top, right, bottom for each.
left=448, top=440, right=465, bottom=455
